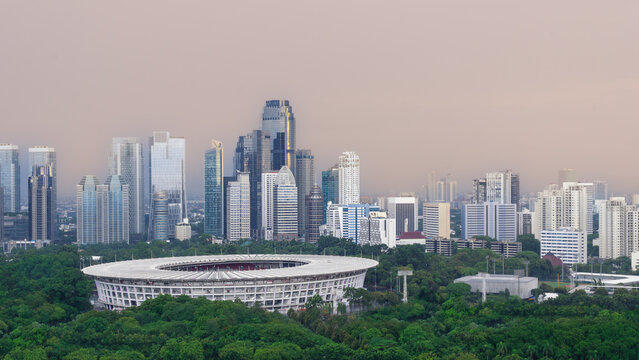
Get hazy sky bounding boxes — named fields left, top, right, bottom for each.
left=2, top=1, right=638, bottom=200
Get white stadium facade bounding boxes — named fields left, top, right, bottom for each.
left=82, top=254, right=378, bottom=312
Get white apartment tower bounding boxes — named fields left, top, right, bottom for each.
left=423, top=202, right=450, bottom=239
left=599, top=197, right=639, bottom=259
left=273, top=166, right=298, bottom=241
left=533, top=182, right=593, bottom=240
left=338, top=151, right=360, bottom=205
left=387, top=196, right=419, bottom=236
left=260, top=171, right=278, bottom=240
left=226, top=172, right=250, bottom=241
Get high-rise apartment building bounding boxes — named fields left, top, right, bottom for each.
left=204, top=140, right=224, bottom=239
left=151, top=191, right=169, bottom=241
left=359, top=212, right=396, bottom=248
left=273, top=166, right=298, bottom=241
left=321, top=164, right=339, bottom=222
left=387, top=197, right=418, bottom=236
left=473, top=170, right=519, bottom=210
left=226, top=172, right=250, bottom=241
left=472, top=178, right=487, bottom=204
left=423, top=202, right=450, bottom=239
left=599, top=197, right=639, bottom=259
left=517, top=209, right=534, bottom=235
left=109, top=138, right=144, bottom=235
left=0, top=144, right=20, bottom=212
left=295, top=150, right=315, bottom=238
left=532, top=182, right=593, bottom=239
left=262, top=100, right=296, bottom=173
left=593, top=180, right=608, bottom=201
left=28, top=165, right=55, bottom=242
left=426, top=173, right=439, bottom=202
left=149, top=131, right=186, bottom=238
left=324, top=203, right=380, bottom=243
left=435, top=174, right=457, bottom=203
left=338, top=152, right=360, bottom=205
left=462, top=202, right=516, bottom=241
left=540, top=228, right=587, bottom=265
left=558, top=168, right=578, bottom=184
left=77, top=176, right=99, bottom=244
left=234, top=130, right=271, bottom=236
left=305, top=184, right=323, bottom=243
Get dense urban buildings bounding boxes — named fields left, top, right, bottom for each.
left=532, top=182, right=593, bottom=240
left=324, top=203, right=380, bottom=243
left=260, top=171, right=278, bottom=241
left=76, top=176, right=99, bottom=244
left=295, top=150, right=314, bottom=239
left=0, top=144, right=20, bottom=213
left=305, top=184, right=323, bottom=243
left=321, top=164, right=339, bottom=222
left=151, top=191, right=169, bottom=241
left=423, top=202, right=451, bottom=239
left=359, top=211, right=396, bottom=248
left=462, top=202, right=516, bottom=241
left=386, top=196, right=418, bottom=236
left=472, top=170, right=520, bottom=210
left=540, top=228, right=587, bottom=265
left=149, top=131, right=186, bottom=238
left=273, top=166, right=298, bottom=241
left=204, top=140, right=224, bottom=239
left=338, top=152, right=360, bottom=205
left=226, top=172, right=250, bottom=241
left=97, top=176, right=130, bottom=244
left=558, top=168, right=578, bottom=184
left=28, top=164, right=55, bottom=242
left=598, top=197, right=639, bottom=259
left=109, top=138, right=144, bottom=235
left=261, top=100, right=296, bottom=173
left=517, top=209, right=534, bottom=235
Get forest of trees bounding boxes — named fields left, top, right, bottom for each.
left=0, top=238, right=638, bottom=359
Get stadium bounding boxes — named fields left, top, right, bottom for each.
left=82, top=254, right=378, bottom=312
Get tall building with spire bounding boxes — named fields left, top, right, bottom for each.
left=29, top=146, right=56, bottom=230
left=204, top=140, right=224, bottom=239
left=0, top=144, right=20, bottom=212
left=109, top=138, right=144, bottom=235
left=338, top=151, right=360, bottom=205
left=295, top=149, right=314, bottom=239
left=149, top=131, right=186, bottom=238
left=261, top=100, right=296, bottom=173
left=28, top=164, right=55, bottom=242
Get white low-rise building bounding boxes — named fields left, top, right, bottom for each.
left=175, top=218, right=192, bottom=241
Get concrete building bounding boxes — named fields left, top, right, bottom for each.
left=473, top=170, right=519, bottom=210
left=387, top=196, right=418, bottom=236
left=558, top=168, right=578, bottom=184
left=151, top=191, right=169, bottom=241
left=423, top=202, right=450, bottom=239
left=454, top=273, right=538, bottom=299
left=324, top=203, right=380, bottom=243
left=395, top=232, right=426, bottom=246
left=425, top=238, right=454, bottom=256
left=462, top=202, right=516, bottom=241
left=175, top=218, right=192, bottom=241
left=29, top=147, right=56, bottom=223
left=3, top=214, right=28, bottom=240
left=593, top=180, right=608, bottom=202
left=533, top=182, right=593, bottom=239
left=76, top=176, right=100, bottom=245
left=599, top=197, right=639, bottom=259
left=295, top=150, right=315, bottom=239
left=517, top=209, right=534, bottom=236
left=490, top=241, right=522, bottom=258
left=28, top=164, right=55, bottom=242
left=305, top=184, right=323, bottom=243
left=359, top=211, right=396, bottom=248
left=204, top=140, right=224, bottom=239
left=226, top=172, right=251, bottom=242
left=260, top=171, right=278, bottom=240
left=149, top=131, right=186, bottom=238
left=338, top=152, right=360, bottom=205
left=540, top=228, right=587, bottom=265
left=273, top=166, right=298, bottom=241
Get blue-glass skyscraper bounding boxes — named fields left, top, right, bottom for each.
left=151, top=191, right=169, bottom=241
left=77, top=175, right=99, bottom=244
left=28, top=164, right=55, bottom=242
left=204, top=140, right=224, bottom=239
left=99, top=175, right=130, bottom=244
left=0, top=144, right=20, bottom=213
left=321, top=164, right=339, bottom=222
left=110, top=138, right=144, bottom=235
left=261, top=100, right=296, bottom=173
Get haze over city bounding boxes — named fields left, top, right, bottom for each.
left=2, top=0, right=638, bottom=199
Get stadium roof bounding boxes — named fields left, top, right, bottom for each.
left=82, top=254, right=378, bottom=281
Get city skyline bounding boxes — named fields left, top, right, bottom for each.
left=2, top=1, right=638, bottom=200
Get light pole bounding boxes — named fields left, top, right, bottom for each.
left=397, top=270, right=413, bottom=303
left=486, top=255, right=490, bottom=273
left=522, top=260, right=530, bottom=277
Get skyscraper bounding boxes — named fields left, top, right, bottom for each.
left=29, top=146, right=56, bottom=230
left=151, top=191, right=169, bottom=241
left=435, top=174, right=457, bottom=203
left=472, top=178, right=487, bottom=204
left=473, top=170, right=519, bottom=209
left=593, top=180, right=608, bottom=202
left=109, top=138, right=144, bottom=235
left=295, top=149, right=315, bottom=238
left=77, top=176, right=99, bottom=245
left=234, top=130, right=271, bottom=236
left=462, top=202, right=516, bottom=241
left=321, top=164, right=339, bottom=222
left=532, top=182, right=593, bottom=239
left=226, top=172, right=250, bottom=241
left=0, top=144, right=20, bottom=212
left=558, top=168, right=578, bottom=184
left=387, top=196, right=418, bottom=236
left=359, top=212, right=396, bottom=248
left=338, top=151, right=360, bottom=205
left=273, top=166, right=298, bottom=241
left=423, top=202, right=451, bottom=239
left=149, top=131, right=186, bottom=238
left=260, top=171, right=278, bottom=240
left=204, top=140, right=224, bottom=239
left=261, top=100, right=296, bottom=173
left=97, top=176, right=130, bottom=244
left=28, top=164, right=55, bottom=242
left=305, top=184, right=323, bottom=243
left=599, top=197, right=639, bottom=259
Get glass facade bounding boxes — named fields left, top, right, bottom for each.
left=28, top=165, right=55, bottom=242
left=204, top=140, right=224, bottom=238
left=261, top=100, right=296, bottom=173
left=102, top=176, right=130, bottom=244
left=321, top=164, right=339, bottom=222
left=29, top=147, right=56, bottom=233
left=149, top=131, right=186, bottom=238
left=77, top=176, right=99, bottom=244
left=110, top=138, right=144, bottom=234
left=151, top=191, right=169, bottom=241
left=0, top=144, right=20, bottom=212
left=295, top=150, right=314, bottom=238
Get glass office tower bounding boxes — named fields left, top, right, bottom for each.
left=204, top=140, right=224, bottom=239
left=0, top=144, right=20, bottom=212
left=77, top=175, right=99, bottom=244
left=261, top=100, right=296, bottom=173
left=109, top=138, right=144, bottom=234
left=149, top=131, right=186, bottom=238
left=28, top=164, right=55, bottom=242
